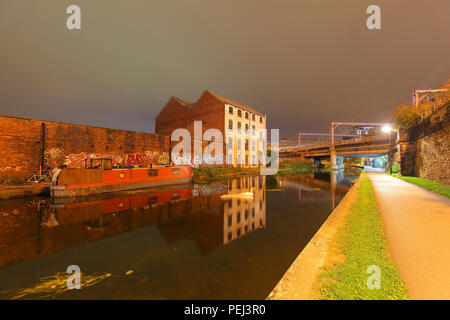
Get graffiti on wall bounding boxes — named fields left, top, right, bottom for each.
left=44, top=148, right=67, bottom=168
left=66, top=151, right=169, bottom=168
left=44, top=148, right=169, bottom=169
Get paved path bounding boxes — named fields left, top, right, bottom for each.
left=368, top=172, right=450, bottom=300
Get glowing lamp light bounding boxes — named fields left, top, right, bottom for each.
left=382, top=125, right=392, bottom=133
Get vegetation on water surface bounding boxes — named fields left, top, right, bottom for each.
left=1, top=272, right=111, bottom=299
left=193, top=160, right=314, bottom=183
left=319, top=174, right=408, bottom=300
left=265, top=175, right=278, bottom=189
left=193, top=166, right=261, bottom=184
left=278, top=160, right=314, bottom=175
left=389, top=173, right=450, bottom=199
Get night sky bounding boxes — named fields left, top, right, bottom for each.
left=1, top=1, right=449, bottom=137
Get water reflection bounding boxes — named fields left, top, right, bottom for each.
left=0, top=171, right=356, bottom=299
left=223, top=176, right=266, bottom=245
left=278, top=169, right=356, bottom=210
left=0, top=177, right=267, bottom=270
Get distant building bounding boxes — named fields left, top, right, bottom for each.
left=155, top=90, right=267, bottom=167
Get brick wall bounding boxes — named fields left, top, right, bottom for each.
left=0, top=115, right=170, bottom=181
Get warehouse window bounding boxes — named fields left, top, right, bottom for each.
left=228, top=137, right=233, bottom=148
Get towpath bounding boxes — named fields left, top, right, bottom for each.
left=368, top=172, right=450, bottom=300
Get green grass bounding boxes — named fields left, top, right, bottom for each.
left=390, top=174, right=450, bottom=198
left=320, top=173, right=409, bottom=300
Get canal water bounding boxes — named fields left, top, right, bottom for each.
left=0, top=170, right=358, bottom=299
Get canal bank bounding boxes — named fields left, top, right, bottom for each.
left=0, top=160, right=315, bottom=199
left=268, top=172, right=409, bottom=300
left=0, top=183, right=50, bottom=200
left=267, top=173, right=363, bottom=300
left=0, top=171, right=353, bottom=299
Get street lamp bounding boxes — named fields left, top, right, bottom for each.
left=382, top=124, right=392, bottom=133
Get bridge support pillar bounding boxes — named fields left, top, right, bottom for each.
left=330, top=149, right=344, bottom=170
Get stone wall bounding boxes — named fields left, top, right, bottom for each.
left=0, top=115, right=170, bottom=182
left=393, top=103, right=449, bottom=184
left=413, top=124, right=449, bottom=184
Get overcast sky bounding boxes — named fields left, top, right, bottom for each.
left=1, top=0, right=449, bottom=137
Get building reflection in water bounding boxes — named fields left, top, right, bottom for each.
left=0, top=177, right=267, bottom=269
left=223, top=176, right=266, bottom=245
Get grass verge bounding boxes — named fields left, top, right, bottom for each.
left=390, top=173, right=450, bottom=198
left=319, top=173, right=408, bottom=300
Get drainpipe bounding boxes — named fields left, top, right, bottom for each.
left=40, top=123, right=46, bottom=174
left=168, top=136, right=171, bottom=165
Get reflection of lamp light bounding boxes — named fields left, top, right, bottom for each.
left=220, top=192, right=254, bottom=200
left=382, top=125, right=392, bottom=133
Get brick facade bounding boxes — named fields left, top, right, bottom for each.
left=0, top=115, right=170, bottom=182
left=156, top=91, right=225, bottom=139
left=156, top=90, right=266, bottom=167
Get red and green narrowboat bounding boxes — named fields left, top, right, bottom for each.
left=50, top=159, right=193, bottom=198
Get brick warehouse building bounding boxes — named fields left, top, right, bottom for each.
left=156, top=90, right=267, bottom=167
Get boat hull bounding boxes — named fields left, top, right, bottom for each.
left=50, top=166, right=193, bottom=198
left=51, top=176, right=193, bottom=198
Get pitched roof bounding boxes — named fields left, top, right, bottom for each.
left=172, top=97, right=192, bottom=106
left=204, top=90, right=265, bottom=117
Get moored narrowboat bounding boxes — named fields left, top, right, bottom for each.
left=50, top=162, right=193, bottom=198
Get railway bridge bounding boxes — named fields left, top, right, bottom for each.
left=279, top=134, right=392, bottom=169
